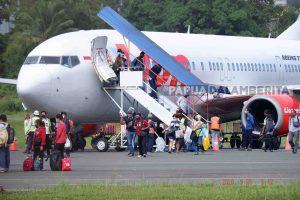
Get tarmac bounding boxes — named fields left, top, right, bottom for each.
left=0, top=148, right=300, bottom=190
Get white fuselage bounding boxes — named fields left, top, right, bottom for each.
left=17, top=30, right=300, bottom=122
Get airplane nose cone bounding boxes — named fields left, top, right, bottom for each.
left=17, top=65, right=51, bottom=110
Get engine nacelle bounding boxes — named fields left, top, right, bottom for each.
left=241, top=95, right=300, bottom=136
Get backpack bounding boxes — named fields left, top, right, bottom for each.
left=0, top=122, right=8, bottom=147
left=290, top=116, right=300, bottom=128
left=23, top=156, right=33, bottom=171
left=33, top=158, right=42, bottom=171
left=6, top=126, right=15, bottom=145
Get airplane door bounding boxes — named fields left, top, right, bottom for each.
left=224, top=58, right=232, bottom=81
left=218, top=57, right=226, bottom=81
left=275, top=56, right=284, bottom=85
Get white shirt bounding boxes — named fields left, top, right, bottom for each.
left=289, top=116, right=300, bottom=132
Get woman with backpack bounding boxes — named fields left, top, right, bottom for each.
left=32, top=119, right=46, bottom=170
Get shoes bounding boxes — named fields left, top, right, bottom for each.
left=270, top=150, right=273, bottom=152
left=247, top=148, right=252, bottom=151
left=168, top=151, right=171, bottom=154
left=143, top=154, right=147, bottom=157
left=138, top=155, right=142, bottom=158
left=194, top=152, right=199, bottom=155
left=292, top=149, right=297, bottom=154
left=239, top=148, right=246, bottom=151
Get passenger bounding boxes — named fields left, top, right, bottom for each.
left=40, top=111, right=52, bottom=157
left=54, top=114, right=67, bottom=157
left=239, top=123, right=246, bottom=150
left=242, top=108, right=255, bottom=151
left=113, top=49, right=123, bottom=83
left=288, top=109, right=300, bottom=154
left=164, top=114, right=180, bottom=154
left=177, top=93, right=189, bottom=115
left=193, top=114, right=204, bottom=155
left=73, top=124, right=85, bottom=151
left=210, top=114, right=222, bottom=148
left=176, top=113, right=186, bottom=153
left=23, top=114, right=31, bottom=154
left=134, top=113, right=148, bottom=157
left=131, top=51, right=145, bottom=71
left=262, top=110, right=275, bottom=152
left=61, top=112, right=71, bottom=157
left=123, top=108, right=136, bottom=157
left=147, top=114, right=156, bottom=153
left=25, top=110, right=40, bottom=154
left=149, top=63, right=162, bottom=100
left=32, top=119, right=46, bottom=170
left=0, top=114, right=8, bottom=173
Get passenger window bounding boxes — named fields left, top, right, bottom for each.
left=201, top=62, right=204, bottom=70
left=298, top=65, right=300, bottom=72
left=216, top=62, right=219, bottom=71
left=24, top=56, right=39, bottom=65
left=251, top=63, right=254, bottom=71
left=227, top=63, right=230, bottom=71
left=266, top=64, right=269, bottom=72
left=247, top=63, right=250, bottom=71
left=258, top=64, right=261, bottom=72
left=288, top=65, right=291, bottom=72
left=39, top=56, right=60, bottom=64
left=285, top=65, right=287, bottom=72
left=270, top=64, right=273, bottom=72
left=220, top=63, right=223, bottom=71
left=213, top=62, right=216, bottom=71
left=243, top=63, right=247, bottom=71
left=292, top=65, right=295, bottom=72
left=262, top=64, right=265, bottom=72
left=255, top=63, right=258, bottom=71
left=295, top=65, right=298, bottom=73
left=232, top=63, right=235, bottom=71
left=274, top=64, right=277, bottom=72
left=236, top=63, right=239, bottom=71
left=240, top=63, right=243, bottom=71
left=209, top=62, right=212, bottom=71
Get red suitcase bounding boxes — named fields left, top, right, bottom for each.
left=61, top=157, right=72, bottom=171
left=23, top=156, right=33, bottom=171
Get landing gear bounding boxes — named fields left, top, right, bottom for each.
left=93, top=138, right=109, bottom=152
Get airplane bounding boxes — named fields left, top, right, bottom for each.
left=1, top=7, right=300, bottom=150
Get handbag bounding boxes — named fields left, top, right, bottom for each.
left=65, top=137, right=71, bottom=148
left=202, top=136, right=210, bottom=151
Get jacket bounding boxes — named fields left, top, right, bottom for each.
left=55, top=121, right=67, bottom=144
left=211, top=116, right=220, bottom=130
left=245, top=114, right=255, bottom=130
left=33, top=126, right=46, bottom=148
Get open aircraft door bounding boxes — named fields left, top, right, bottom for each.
left=91, top=36, right=117, bottom=83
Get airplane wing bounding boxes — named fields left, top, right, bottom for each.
left=0, top=78, right=17, bottom=85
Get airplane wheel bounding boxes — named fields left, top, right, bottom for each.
left=273, top=136, right=281, bottom=150
left=95, top=138, right=109, bottom=152
left=230, top=136, right=235, bottom=148
left=236, top=136, right=242, bottom=149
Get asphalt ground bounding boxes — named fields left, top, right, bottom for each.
left=0, top=148, right=300, bottom=190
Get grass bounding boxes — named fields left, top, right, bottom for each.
left=1, top=182, right=300, bottom=200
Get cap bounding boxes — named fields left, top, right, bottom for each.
left=33, top=110, right=39, bottom=116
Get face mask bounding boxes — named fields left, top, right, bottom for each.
left=41, top=115, right=46, bottom=118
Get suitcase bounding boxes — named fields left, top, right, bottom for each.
left=23, top=156, right=33, bottom=171
left=50, top=150, right=62, bottom=171
left=61, top=157, right=72, bottom=171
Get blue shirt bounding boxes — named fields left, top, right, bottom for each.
left=245, top=114, right=255, bottom=130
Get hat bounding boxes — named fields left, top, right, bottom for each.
left=33, top=110, right=39, bottom=116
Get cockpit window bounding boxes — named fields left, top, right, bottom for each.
left=24, top=56, right=39, bottom=64
left=60, top=56, right=80, bottom=68
left=39, top=56, right=60, bottom=64
left=71, top=56, right=80, bottom=67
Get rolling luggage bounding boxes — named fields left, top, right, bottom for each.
left=23, top=156, right=33, bottom=171
left=50, top=150, right=62, bottom=171
left=61, top=157, right=72, bottom=171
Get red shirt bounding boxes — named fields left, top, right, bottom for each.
left=55, top=121, right=67, bottom=144
left=33, top=126, right=46, bottom=148
left=134, top=119, right=148, bottom=136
